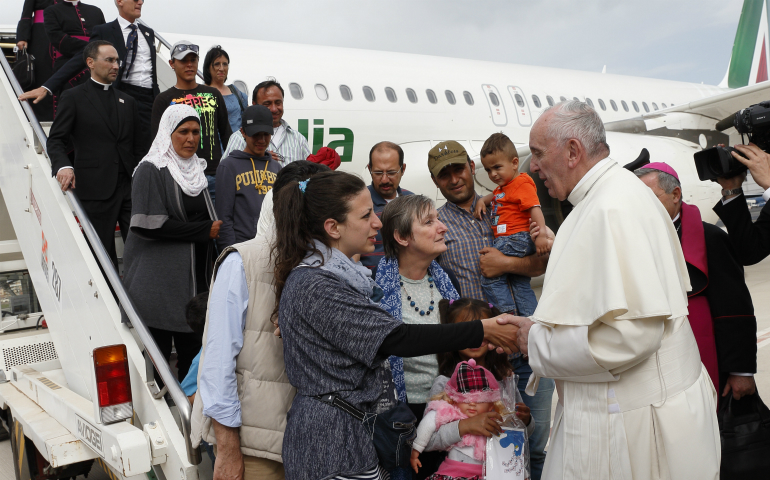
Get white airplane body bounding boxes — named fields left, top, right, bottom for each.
left=8, top=0, right=770, bottom=229
left=157, top=29, right=738, bottom=226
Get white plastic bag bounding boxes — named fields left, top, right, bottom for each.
left=484, top=374, right=530, bottom=480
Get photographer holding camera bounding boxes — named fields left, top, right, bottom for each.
left=713, top=142, right=770, bottom=265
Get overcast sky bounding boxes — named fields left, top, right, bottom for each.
left=4, top=0, right=746, bottom=85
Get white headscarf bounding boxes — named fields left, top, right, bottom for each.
left=135, top=104, right=208, bottom=197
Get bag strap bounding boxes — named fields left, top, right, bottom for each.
left=314, top=394, right=367, bottom=423
left=228, top=85, right=247, bottom=113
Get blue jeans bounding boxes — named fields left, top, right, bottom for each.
left=206, top=175, right=216, bottom=206
left=481, top=231, right=538, bottom=315
left=512, top=356, right=555, bottom=480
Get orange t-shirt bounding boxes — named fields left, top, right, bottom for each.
left=490, top=173, right=540, bottom=238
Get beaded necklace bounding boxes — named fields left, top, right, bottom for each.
left=400, top=275, right=435, bottom=316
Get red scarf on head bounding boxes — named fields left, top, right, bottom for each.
left=307, top=147, right=341, bottom=170
left=680, top=202, right=718, bottom=390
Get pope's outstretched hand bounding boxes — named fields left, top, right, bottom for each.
left=493, top=316, right=535, bottom=356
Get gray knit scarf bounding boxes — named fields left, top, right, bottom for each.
left=302, top=239, right=383, bottom=303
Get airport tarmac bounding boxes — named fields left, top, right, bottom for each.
left=1, top=246, right=770, bottom=480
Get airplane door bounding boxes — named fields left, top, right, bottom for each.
left=482, top=84, right=507, bottom=127
left=507, top=86, right=532, bottom=127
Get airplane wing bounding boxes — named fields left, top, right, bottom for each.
left=654, top=80, right=770, bottom=123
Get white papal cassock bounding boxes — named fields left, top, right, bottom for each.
left=526, top=158, right=720, bottom=480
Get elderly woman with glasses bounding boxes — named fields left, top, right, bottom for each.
left=375, top=194, right=464, bottom=479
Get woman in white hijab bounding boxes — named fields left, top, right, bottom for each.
left=123, top=104, right=223, bottom=382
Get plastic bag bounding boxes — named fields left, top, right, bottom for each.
left=484, top=374, right=530, bottom=480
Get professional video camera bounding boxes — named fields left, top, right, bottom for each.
left=694, top=100, right=770, bottom=181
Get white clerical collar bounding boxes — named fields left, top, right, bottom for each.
left=572, top=157, right=612, bottom=192
left=91, top=78, right=111, bottom=91
left=64, top=0, right=80, bottom=5
left=672, top=212, right=681, bottom=223
left=117, top=15, right=137, bottom=30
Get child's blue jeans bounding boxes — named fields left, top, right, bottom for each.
left=481, top=231, right=538, bottom=315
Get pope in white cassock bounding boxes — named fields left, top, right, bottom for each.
left=506, top=101, right=720, bottom=480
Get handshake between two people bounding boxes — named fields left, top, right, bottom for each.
left=479, top=315, right=535, bottom=356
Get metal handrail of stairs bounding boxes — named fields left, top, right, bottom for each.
left=0, top=50, right=202, bottom=467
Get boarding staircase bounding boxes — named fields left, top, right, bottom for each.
left=0, top=26, right=206, bottom=480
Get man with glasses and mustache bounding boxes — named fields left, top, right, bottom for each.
left=151, top=41, right=232, bottom=203
left=46, top=40, right=140, bottom=269
left=360, top=141, right=413, bottom=271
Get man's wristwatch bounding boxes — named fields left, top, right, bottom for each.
left=721, top=187, right=743, bottom=197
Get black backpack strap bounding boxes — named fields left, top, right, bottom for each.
left=228, top=84, right=247, bottom=113
left=314, top=394, right=367, bottom=423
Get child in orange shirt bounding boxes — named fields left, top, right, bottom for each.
left=474, top=133, right=549, bottom=316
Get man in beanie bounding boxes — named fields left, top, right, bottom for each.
left=635, top=163, right=757, bottom=401
left=215, top=105, right=281, bottom=250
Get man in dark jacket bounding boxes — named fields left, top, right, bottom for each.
left=216, top=105, right=281, bottom=250
left=713, top=142, right=770, bottom=265
left=360, top=141, right=413, bottom=270
left=20, top=0, right=159, bottom=156
left=47, top=40, right=140, bottom=268
left=636, top=163, right=757, bottom=401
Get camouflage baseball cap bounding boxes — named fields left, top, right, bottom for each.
left=428, top=141, right=468, bottom=177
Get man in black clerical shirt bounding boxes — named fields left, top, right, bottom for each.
left=20, top=0, right=158, bottom=157
left=47, top=40, right=141, bottom=269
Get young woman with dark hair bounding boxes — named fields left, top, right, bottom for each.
left=272, top=170, right=520, bottom=480
left=202, top=45, right=247, bottom=133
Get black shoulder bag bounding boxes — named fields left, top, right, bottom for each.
left=13, top=48, right=35, bottom=91
left=718, top=391, right=770, bottom=479
left=314, top=394, right=416, bottom=471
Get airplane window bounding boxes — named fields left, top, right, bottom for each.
left=340, top=85, right=353, bottom=101
left=532, top=95, right=541, bottom=108
left=585, top=98, right=594, bottom=108
left=446, top=90, right=456, bottom=105
left=289, top=83, right=303, bottom=100
left=662, top=102, right=668, bottom=108
left=621, top=100, right=629, bottom=112
left=560, top=96, right=567, bottom=102
left=546, top=95, right=554, bottom=106
left=652, top=102, right=659, bottom=111
left=315, top=84, right=329, bottom=101
left=631, top=101, right=639, bottom=112
left=489, top=92, right=500, bottom=106
left=610, top=100, right=618, bottom=111
left=385, top=87, right=397, bottom=103
left=406, top=88, right=418, bottom=103
left=642, top=102, right=650, bottom=112
left=426, top=89, right=438, bottom=104
left=514, top=94, right=525, bottom=107
left=463, top=91, right=474, bottom=105
left=598, top=99, right=606, bottom=111
left=363, top=86, right=376, bottom=102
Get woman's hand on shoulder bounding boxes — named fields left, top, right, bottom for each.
left=210, top=220, right=223, bottom=239
left=458, top=411, right=503, bottom=437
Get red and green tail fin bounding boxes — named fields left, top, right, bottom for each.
left=721, top=0, right=770, bottom=88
